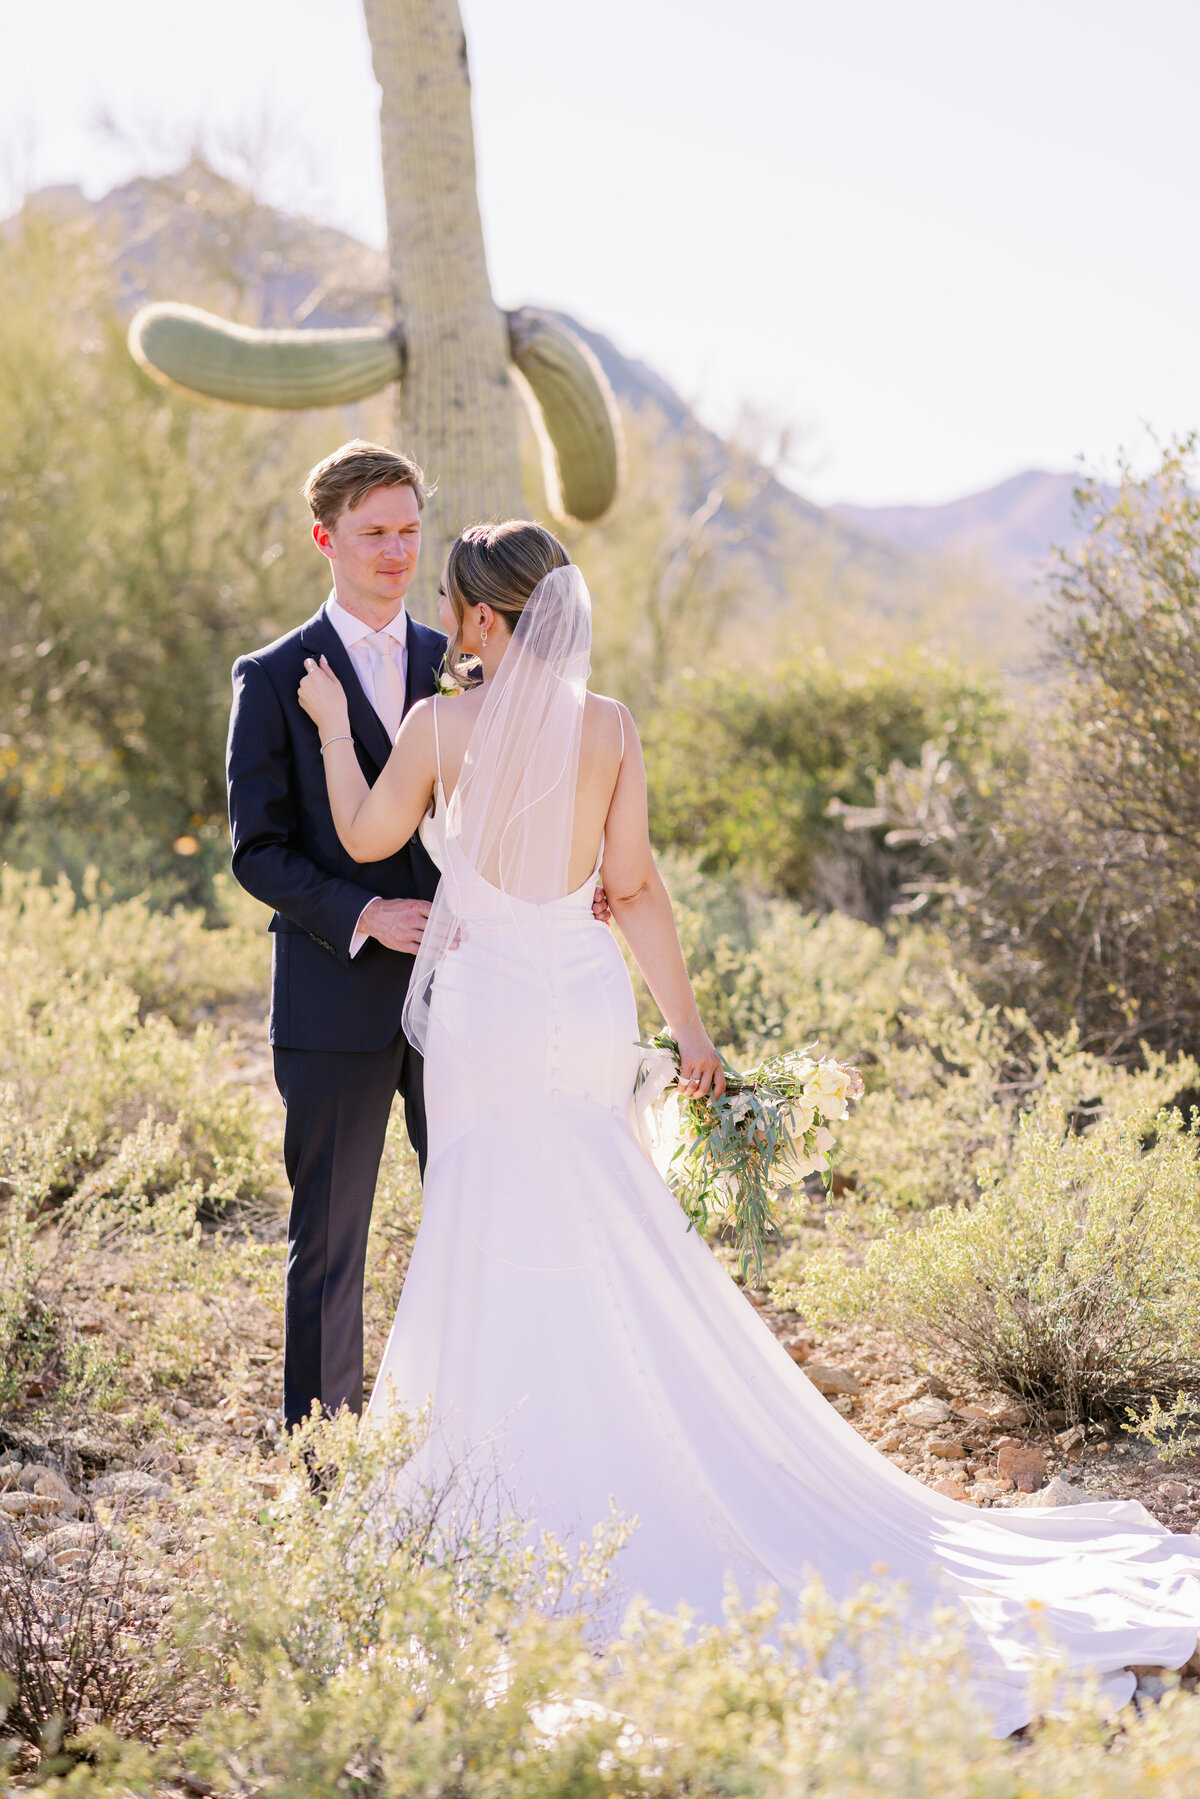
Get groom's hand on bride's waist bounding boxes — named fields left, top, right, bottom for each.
left=358, top=897, right=432, bottom=955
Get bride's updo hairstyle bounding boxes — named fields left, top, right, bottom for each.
left=442, top=519, right=570, bottom=687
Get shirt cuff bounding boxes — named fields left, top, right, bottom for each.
left=350, top=899, right=377, bottom=958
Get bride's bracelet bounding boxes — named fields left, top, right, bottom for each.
left=320, top=733, right=354, bottom=754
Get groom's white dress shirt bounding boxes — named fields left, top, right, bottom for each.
left=324, top=593, right=410, bottom=958
left=326, top=591, right=409, bottom=728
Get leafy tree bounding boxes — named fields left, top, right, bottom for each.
left=970, top=441, right=1200, bottom=1054
left=1052, top=437, right=1200, bottom=862
left=0, top=212, right=338, bottom=901
left=851, top=441, right=1200, bottom=1056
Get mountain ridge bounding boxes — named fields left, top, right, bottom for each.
left=831, top=468, right=1096, bottom=591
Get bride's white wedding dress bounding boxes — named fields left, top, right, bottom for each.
left=367, top=568, right=1200, bottom=1736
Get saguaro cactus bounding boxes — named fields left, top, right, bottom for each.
left=127, top=0, right=622, bottom=610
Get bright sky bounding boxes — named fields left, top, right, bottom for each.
left=4, top=0, right=1198, bottom=506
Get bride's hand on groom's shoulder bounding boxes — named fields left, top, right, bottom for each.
left=298, top=656, right=350, bottom=736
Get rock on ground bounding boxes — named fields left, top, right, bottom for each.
left=1020, top=1474, right=1114, bottom=1508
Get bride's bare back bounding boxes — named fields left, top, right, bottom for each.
left=427, top=686, right=627, bottom=893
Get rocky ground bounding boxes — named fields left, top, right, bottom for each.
left=748, top=1295, right=1200, bottom=1525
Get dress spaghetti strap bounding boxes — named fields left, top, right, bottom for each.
left=432, top=696, right=444, bottom=795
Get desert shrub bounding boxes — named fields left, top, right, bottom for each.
left=640, top=853, right=958, bottom=1064
left=1050, top=439, right=1200, bottom=879
left=0, top=1118, right=267, bottom=1412
left=793, top=1106, right=1200, bottom=1426
left=0, top=880, right=274, bottom=1232
left=0, top=1224, right=68, bottom=1411
left=0, top=1512, right=178, bottom=1770
left=0, top=868, right=266, bottom=1028
left=834, top=989, right=1198, bottom=1214
left=17, top=1411, right=1200, bottom=1795
left=642, top=651, right=1008, bottom=912
left=68, top=1214, right=284, bottom=1404
left=0, top=955, right=267, bottom=1219
left=165, top=1411, right=630, bottom=1795
left=647, top=859, right=1196, bottom=1216
left=0, top=207, right=336, bottom=905
left=854, top=442, right=1200, bottom=1059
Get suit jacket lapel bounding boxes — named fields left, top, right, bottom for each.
left=300, top=607, right=394, bottom=772
left=404, top=617, right=441, bottom=717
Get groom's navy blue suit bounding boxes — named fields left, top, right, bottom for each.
left=226, top=600, right=447, bottom=1427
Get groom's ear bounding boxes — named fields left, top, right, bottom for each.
left=313, top=520, right=335, bottom=562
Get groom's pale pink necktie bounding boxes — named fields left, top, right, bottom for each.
left=364, top=631, right=406, bottom=743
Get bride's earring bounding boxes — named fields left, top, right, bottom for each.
left=481, top=620, right=488, bottom=648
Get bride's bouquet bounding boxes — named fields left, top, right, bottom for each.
left=635, top=1034, right=865, bottom=1282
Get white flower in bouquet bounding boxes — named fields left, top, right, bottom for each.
left=804, top=1059, right=852, bottom=1120
left=794, top=1149, right=829, bottom=1179
left=633, top=1045, right=683, bottom=1179
left=791, top=1100, right=817, bottom=1138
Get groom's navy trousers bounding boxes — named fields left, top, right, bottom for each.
left=226, top=601, right=447, bottom=1429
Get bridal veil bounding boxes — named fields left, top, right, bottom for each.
left=402, top=563, right=593, bottom=1056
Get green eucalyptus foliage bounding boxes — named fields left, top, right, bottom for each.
left=643, top=1030, right=856, bottom=1282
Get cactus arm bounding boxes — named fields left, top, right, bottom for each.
left=127, top=303, right=403, bottom=409
left=507, top=309, right=623, bottom=523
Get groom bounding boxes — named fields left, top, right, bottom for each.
left=226, top=439, right=446, bottom=1432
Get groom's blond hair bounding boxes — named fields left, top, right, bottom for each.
left=303, top=440, right=428, bottom=531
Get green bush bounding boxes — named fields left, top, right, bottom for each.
left=642, top=860, right=1195, bottom=1218
left=834, top=990, right=1197, bottom=1216
left=0, top=209, right=337, bottom=905
left=859, top=441, right=1200, bottom=1060
left=0, top=876, right=273, bottom=1221
left=637, top=853, right=957, bottom=1065
left=19, top=1410, right=1200, bottom=1796
left=793, top=1106, right=1200, bottom=1425
left=642, top=651, right=1008, bottom=910
left=1, top=867, right=266, bottom=1027
left=0, top=1197, right=128, bottom=1412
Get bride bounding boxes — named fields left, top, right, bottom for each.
left=299, top=518, right=1200, bottom=1734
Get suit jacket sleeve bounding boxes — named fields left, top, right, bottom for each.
left=226, top=655, right=379, bottom=965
